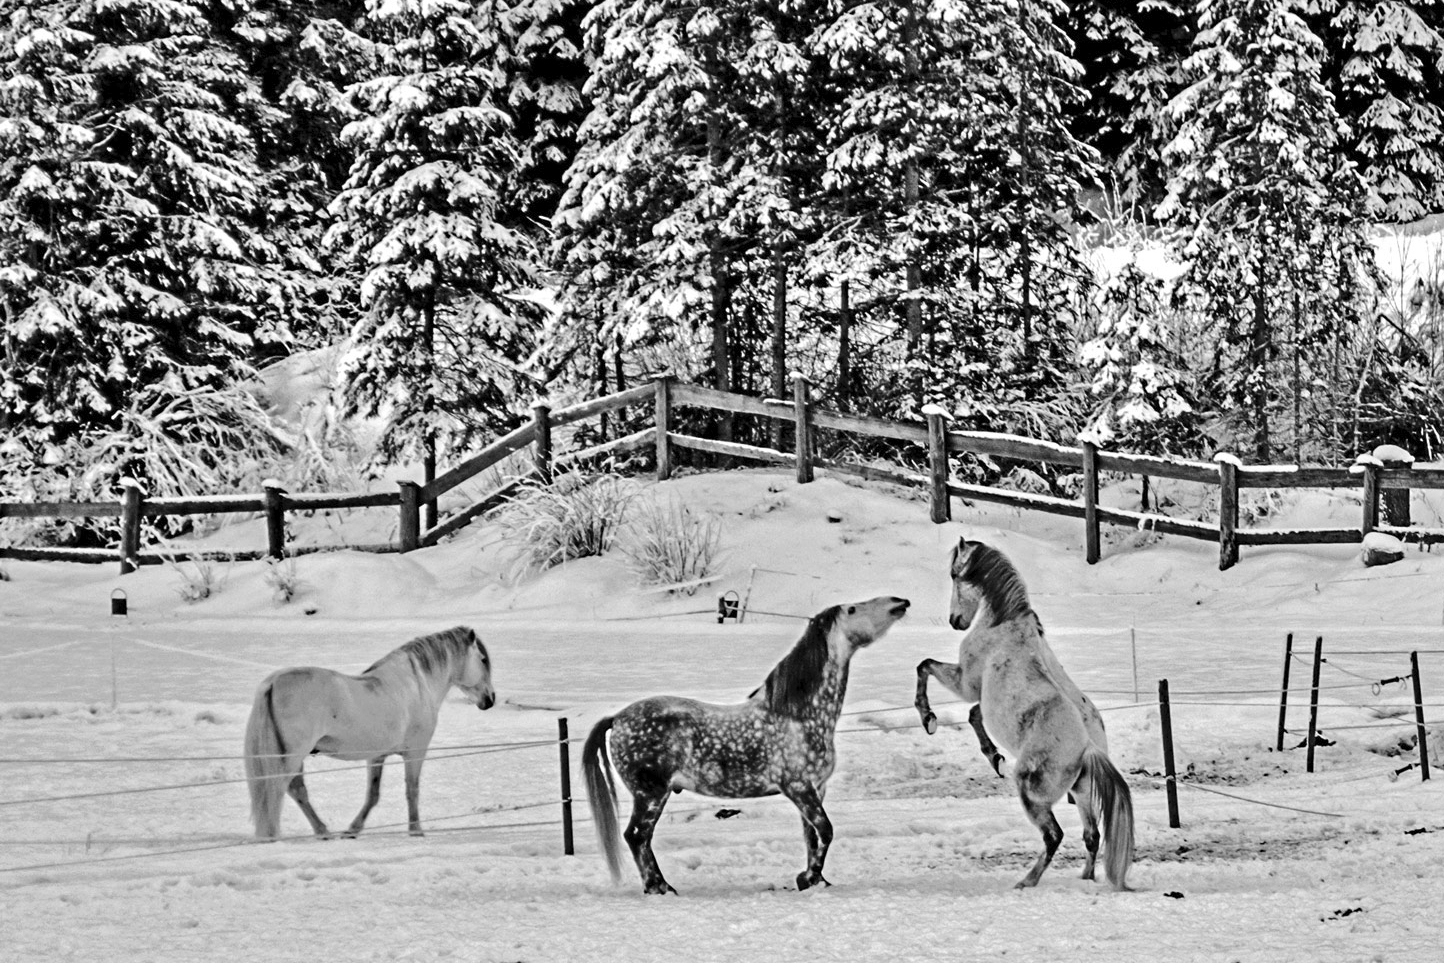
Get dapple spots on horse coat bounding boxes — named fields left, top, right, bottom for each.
left=584, top=597, right=910, bottom=894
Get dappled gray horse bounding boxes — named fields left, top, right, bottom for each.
left=583, top=596, right=910, bottom=893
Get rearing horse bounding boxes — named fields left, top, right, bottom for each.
left=915, top=539, right=1134, bottom=890
left=583, top=596, right=910, bottom=893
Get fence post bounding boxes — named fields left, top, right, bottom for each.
left=262, top=479, right=287, bottom=560
left=558, top=717, right=575, bottom=855
left=532, top=401, right=553, bottom=485
left=1081, top=437, right=1100, bottom=564
left=397, top=480, right=421, bottom=553
left=1411, top=651, right=1431, bottom=782
left=1375, top=445, right=1414, bottom=529
left=1275, top=632, right=1294, bottom=752
left=1306, top=635, right=1323, bottom=773
left=655, top=375, right=673, bottom=482
left=1356, top=453, right=1381, bottom=535
left=1158, top=678, right=1180, bottom=829
left=922, top=404, right=950, bottom=524
left=118, top=478, right=143, bottom=575
left=1214, top=453, right=1240, bottom=570
left=792, top=372, right=814, bottom=484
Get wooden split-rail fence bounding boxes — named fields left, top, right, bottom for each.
left=2, top=375, right=1439, bottom=573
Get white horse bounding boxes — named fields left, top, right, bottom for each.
left=243, top=626, right=495, bottom=839
left=583, top=596, right=911, bottom=893
left=915, top=539, right=1134, bottom=889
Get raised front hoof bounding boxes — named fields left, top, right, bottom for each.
left=988, top=753, right=1006, bottom=777
left=796, top=872, right=831, bottom=891
left=921, top=712, right=938, bottom=735
left=642, top=882, right=677, bottom=895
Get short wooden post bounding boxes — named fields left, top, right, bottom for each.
left=1158, top=678, right=1180, bottom=829
left=1306, top=635, right=1324, bottom=773
left=1375, top=445, right=1414, bottom=529
left=792, top=373, right=814, bottom=484
left=1215, top=453, right=1240, bottom=570
left=1275, top=632, right=1294, bottom=752
left=1356, top=453, right=1381, bottom=535
left=262, top=479, right=286, bottom=561
left=558, top=717, right=575, bottom=855
left=654, top=375, right=673, bottom=481
left=1081, top=438, right=1100, bottom=564
left=1411, top=651, right=1431, bottom=782
left=922, top=404, right=950, bottom=524
left=532, top=401, right=553, bottom=485
left=397, top=480, right=421, bottom=553
left=118, top=479, right=143, bottom=575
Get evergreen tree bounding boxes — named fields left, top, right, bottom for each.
left=326, top=0, right=544, bottom=495
left=1158, top=0, right=1376, bottom=462
left=0, top=0, right=289, bottom=503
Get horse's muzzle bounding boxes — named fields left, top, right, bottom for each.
left=890, top=599, right=911, bottom=617
left=478, top=693, right=495, bottom=710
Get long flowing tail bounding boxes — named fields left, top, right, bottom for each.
left=581, top=715, right=623, bottom=883
left=1081, top=745, right=1135, bottom=891
left=243, top=680, right=289, bottom=839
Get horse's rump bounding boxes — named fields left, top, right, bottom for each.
left=609, top=696, right=783, bottom=798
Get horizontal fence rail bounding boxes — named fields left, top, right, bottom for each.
left=4, top=376, right=1441, bottom=572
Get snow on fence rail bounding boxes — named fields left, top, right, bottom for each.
left=5, top=377, right=1443, bottom=572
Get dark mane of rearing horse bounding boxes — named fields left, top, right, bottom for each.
left=757, top=605, right=841, bottom=718
left=955, top=541, right=1033, bottom=623
left=363, top=626, right=475, bottom=677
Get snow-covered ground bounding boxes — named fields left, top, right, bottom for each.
left=3, top=470, right=1443, bottom=962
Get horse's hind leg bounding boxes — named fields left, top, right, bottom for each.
left=345, top=758, right=386, bottom=838
left=1072, top=771, right=1100, bottom=881
left=1014, top=765, right=1065, bottom=889
left=623, top=784, right=675, bottom=895
left=782, top=781, right=832, bottom=891
left=287, top=768, right=331, bottom=838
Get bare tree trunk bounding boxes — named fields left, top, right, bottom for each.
left=903, top=3, right=922, bottom=401
left=706, top=103, right=733, bottom=449
left=1016, top=0, right=1034, bottom=358
left=838, top=280, right=852, bottom=412
left=422, top=295, right=437, bottom=529
left=1252, top=286, right=1270, bottom=463
left=770, top=247, right=787, bottom=450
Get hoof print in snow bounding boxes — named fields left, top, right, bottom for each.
left=1361, top=532, right=1405, bottom=567
left=826, top=511, right=843, bottom=523
left=1323, top=906, right=1364, bottom=921
left=1164, top=891, right=1185, bottom=899
left=714, top=808, right=742, bottom=820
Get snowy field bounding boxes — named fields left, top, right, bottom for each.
left=3, top=470, right=1444, bottom=962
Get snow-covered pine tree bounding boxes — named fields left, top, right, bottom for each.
left=1319, top=0, right=1444, bottom=222
left=326, top=0, right=544, bottom=497
left=1158, top=0, right=1376, bottom=463
left=0, top=0, right=289, bottom=509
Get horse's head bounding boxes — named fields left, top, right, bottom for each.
left=835, top=595, right=911, bottom=648
left=948, top=537, right=1028, bottom=630
left=455, top=628, right=496, bottom=710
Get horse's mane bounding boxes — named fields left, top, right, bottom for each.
left=756, top=606, right=840, bottom=718
left=364, top=626, right=475, bottom=678
left=955, top=540, right=1033, bottom=623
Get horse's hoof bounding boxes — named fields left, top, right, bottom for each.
left=922, top=713, right=937, bottom=735
left=989, top=753, right=1005, bottom=777
left=643, top=882, right=676, bottom=895
left=796, top=872, right=830, bottom=891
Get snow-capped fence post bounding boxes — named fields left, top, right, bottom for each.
left=1214, top=453, right=1240, bottom=570
left=1158, top=678, right=1180, bottom=828
left=558, top=717, right=575, bottom=855
left=262, top=479, right=286, bottom=560
left=1306, top=635, right=1324, bottom=773
left=1376, top=445, right=1414, bottom=528
left=654, top=376, right=673, bottom=481
left=1276, top=632, right=1295, bottom=752
left=1356, top=453, right=1381, bottom=534
left=118, top=479, right=143, bottom=575
left=1410, top=651, right=1431, bottom=782
left=1081, top=437, right=1100, bottom=563
left=922, top=404, right=949, bottom=523
left=792, top=372, right=814, bottom=484
left=532, top=401, right=553, bottom=485
left=397, top=481, right=421, bottom=553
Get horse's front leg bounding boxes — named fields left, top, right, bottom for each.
left=402, top=751, right=426, bottom=836
left=915, top=659, right=967, bottom=735
left=781, top=780, right=832, bottom=891
left=967, top=703, right=1005, bottom=777
left=344, top=757, right=386, bottom=838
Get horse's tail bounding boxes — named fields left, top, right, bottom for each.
left=1081, top=745, right=1135, bottom=891
left=243, top=678, right=289, bottom=839
left=581, top=714, right=624, bottom=884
